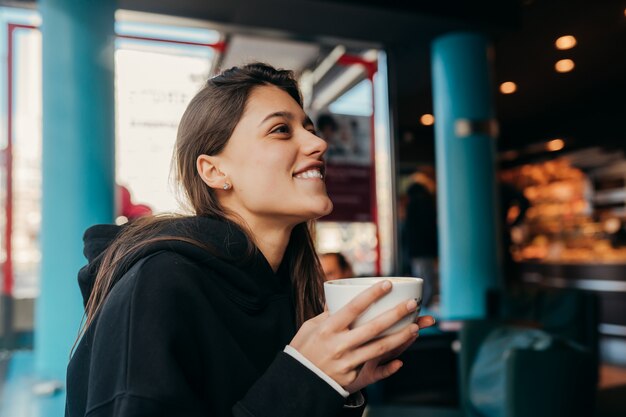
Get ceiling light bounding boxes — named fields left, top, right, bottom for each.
left=500, top=81, right=517, bottom=94
left=546, top=139, right=565, bottom=151
left=555, top=59, right=575, bottom=73
left=420, top=114, right=434, bottom=126
left=555, top=35, right=577, bottom=50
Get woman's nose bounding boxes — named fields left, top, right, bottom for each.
left=301, top=130, right=328, bottom=157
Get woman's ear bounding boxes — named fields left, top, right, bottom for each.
left=197, top=154, right=229, bottom=190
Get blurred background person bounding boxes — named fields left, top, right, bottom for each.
left=320, top=252, right=354, bottom=281
left=498, top=177, right=529, bottom=285
left=401, top=169, right=438, bottom=308
left=316, top=113, right=360, bottom=161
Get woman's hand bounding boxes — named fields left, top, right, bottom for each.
left=289, top=280, right=435, bottom=390
left=343, top=315, right=436, bottom=393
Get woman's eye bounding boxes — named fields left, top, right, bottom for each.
left=271, top=125, right=290, bottom=134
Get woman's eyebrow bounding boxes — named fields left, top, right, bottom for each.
left=258, top=111, right=293, bottom=126
left=259, top=111, right=314, bottom=127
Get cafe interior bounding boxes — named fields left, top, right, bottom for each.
left=0, top=0, right=625, bottom=416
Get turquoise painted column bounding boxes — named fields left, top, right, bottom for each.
left=431, top=33, right=502, bottom=320
left=37, top=0, right=116, bottom=380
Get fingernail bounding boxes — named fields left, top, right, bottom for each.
left=410, top=324, right=419, bottom=335
left=406, top=299, right=418, bottom=311
left=382, top=280, right=392, bottom=290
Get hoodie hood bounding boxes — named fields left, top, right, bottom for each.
left=77, top=216, right=282, bottom=309
left=78, top=224, right=124, bottom=306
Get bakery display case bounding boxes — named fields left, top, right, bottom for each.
left=501, top=158, right=626, bottom=264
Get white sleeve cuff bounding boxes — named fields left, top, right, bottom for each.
left=283, top=345, right=350, bottom=398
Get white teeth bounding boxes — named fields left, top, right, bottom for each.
left=295, top=169, right=323, bottom=179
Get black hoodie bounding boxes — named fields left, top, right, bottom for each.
left=66, top=216, right=365, bottom=417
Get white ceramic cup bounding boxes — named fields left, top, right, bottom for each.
left=324, top=277, right=423, bottom=338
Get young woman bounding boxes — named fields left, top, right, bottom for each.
left=66, top=63, right=435, bottom=417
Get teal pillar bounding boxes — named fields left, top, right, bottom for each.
left=37, top=0, right=116, bottom=380
left=431, top=33, right=502, bottom=320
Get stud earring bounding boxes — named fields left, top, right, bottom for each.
left=223, top=183, right=232, bottom=190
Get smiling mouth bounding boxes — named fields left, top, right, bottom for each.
left=294, top=168, right=324, bottom=179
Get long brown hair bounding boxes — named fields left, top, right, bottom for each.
left=80, top=63, right=325, bottom=340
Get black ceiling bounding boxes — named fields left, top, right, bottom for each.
left=496, top=0, right=626, bottom=148
left=394, top=0, right=626, bottom=164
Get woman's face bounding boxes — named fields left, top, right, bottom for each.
left=212, top=85, right=333, bottom=227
